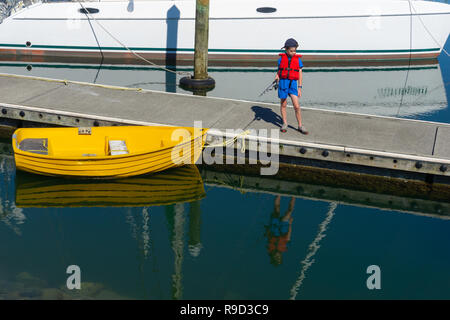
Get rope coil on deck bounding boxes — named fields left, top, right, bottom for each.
left=205, top=130, right=251, bottom=154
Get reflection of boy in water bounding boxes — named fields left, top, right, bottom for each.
left=266, top=196, right=295, bottom=266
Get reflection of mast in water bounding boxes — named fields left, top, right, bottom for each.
left=188, top=200, right=203, bottom=258
left=289, top=202, right=337, bottom=300
left=126, top=208, right=138, bottom=239
left=125, top=206, right=153, bottom=299
left=125, top=207, right=151, bottom=260
left=166, top=198, right=204, bottom=299
left=0, top=155, right=26, bottom=235
left=171, top=203, right=185, bottom=300
left=142, top=207, right=150, bottom=259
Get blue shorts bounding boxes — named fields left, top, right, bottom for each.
left=270, top=218, right=290, bottom=236
left=278, top=79, right=298, bottom=99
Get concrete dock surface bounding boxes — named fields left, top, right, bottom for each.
left=0, top=73, right=449, bottom=177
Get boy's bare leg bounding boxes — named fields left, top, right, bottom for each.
left=282, top=197, right=295, bottom=222
left=274, top=195, right=281, bottom=216
left=280, top=98, right=288, bottom=126
left=290, top=94, right=302, bottom=127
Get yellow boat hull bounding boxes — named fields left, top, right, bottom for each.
left=12, top=126, right=208, bottom=178
left=15, top=165, right=205, bottom=208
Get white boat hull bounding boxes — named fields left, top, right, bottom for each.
left=0, top=0, right=449, bottom=65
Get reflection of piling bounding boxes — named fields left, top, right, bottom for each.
left=171, top=203, right=185, bottom=300
left=179, top=0, right=215, bottom=92
left=188, top=200, right=203, bottom=257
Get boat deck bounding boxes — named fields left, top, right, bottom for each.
left=0, top=73, right=449, bottom=178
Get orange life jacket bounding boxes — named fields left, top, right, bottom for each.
left=278, top=53, right=301, bottom=80
left=268, top=235, right=289, bottom=253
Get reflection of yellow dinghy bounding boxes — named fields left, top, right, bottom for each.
left=15, top=165, right=205, bottom=208
left=12, top=126, right=208, bottom=178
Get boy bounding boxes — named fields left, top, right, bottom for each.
left=275, top=38, right=308, bottom=134
left=265, top=196, right=295, bottom=266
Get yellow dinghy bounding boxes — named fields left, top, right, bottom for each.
left=15, top=165, right=205, bottom=208
left=12, top=126, right=208, bottom=178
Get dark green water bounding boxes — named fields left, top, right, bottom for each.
left=1, top=146, right=450, bottom=300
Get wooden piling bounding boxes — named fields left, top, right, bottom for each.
left=179, top=0, right=215, bottom=91
left=193, top=0, right=209, bottom=80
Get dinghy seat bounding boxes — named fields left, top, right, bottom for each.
left=109, top=140, right=129, bottom=155
left=18, top=138, right=48, bottom=155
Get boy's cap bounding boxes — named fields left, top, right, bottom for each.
left=282, top=38, right=299, bottom=49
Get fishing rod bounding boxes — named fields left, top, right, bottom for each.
left=259, top=80, right=278, bottom=97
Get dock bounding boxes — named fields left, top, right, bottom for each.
left=0, top=72, right=449, bottom=185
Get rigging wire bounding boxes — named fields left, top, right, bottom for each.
left=410, top=0, right=450, bottom=57
left=396, top=0, right=449, bottom=117
left=81, top=5, right=105, bottom=83
left=289, top=202, right=338, bottom=300
left=76, top=1, right=191, bottom=77
left=396, top=0, right=414, bottom=118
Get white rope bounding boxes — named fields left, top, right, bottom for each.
left=204, top=130, right=251, bottom=150
left=77, top=1, right=192, bottom=76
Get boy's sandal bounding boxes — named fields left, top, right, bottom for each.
left=298, top=126, right=309, bottom=135
left=280, top=123, right=288, bottom=132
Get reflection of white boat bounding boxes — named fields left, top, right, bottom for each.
left=278, top=65, right=448, bottom=117
left=0, top=143, right=26, bottom=236
left=0, top=61, right=446, bottom=117
left=0, top=0, right=449, bottom=65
